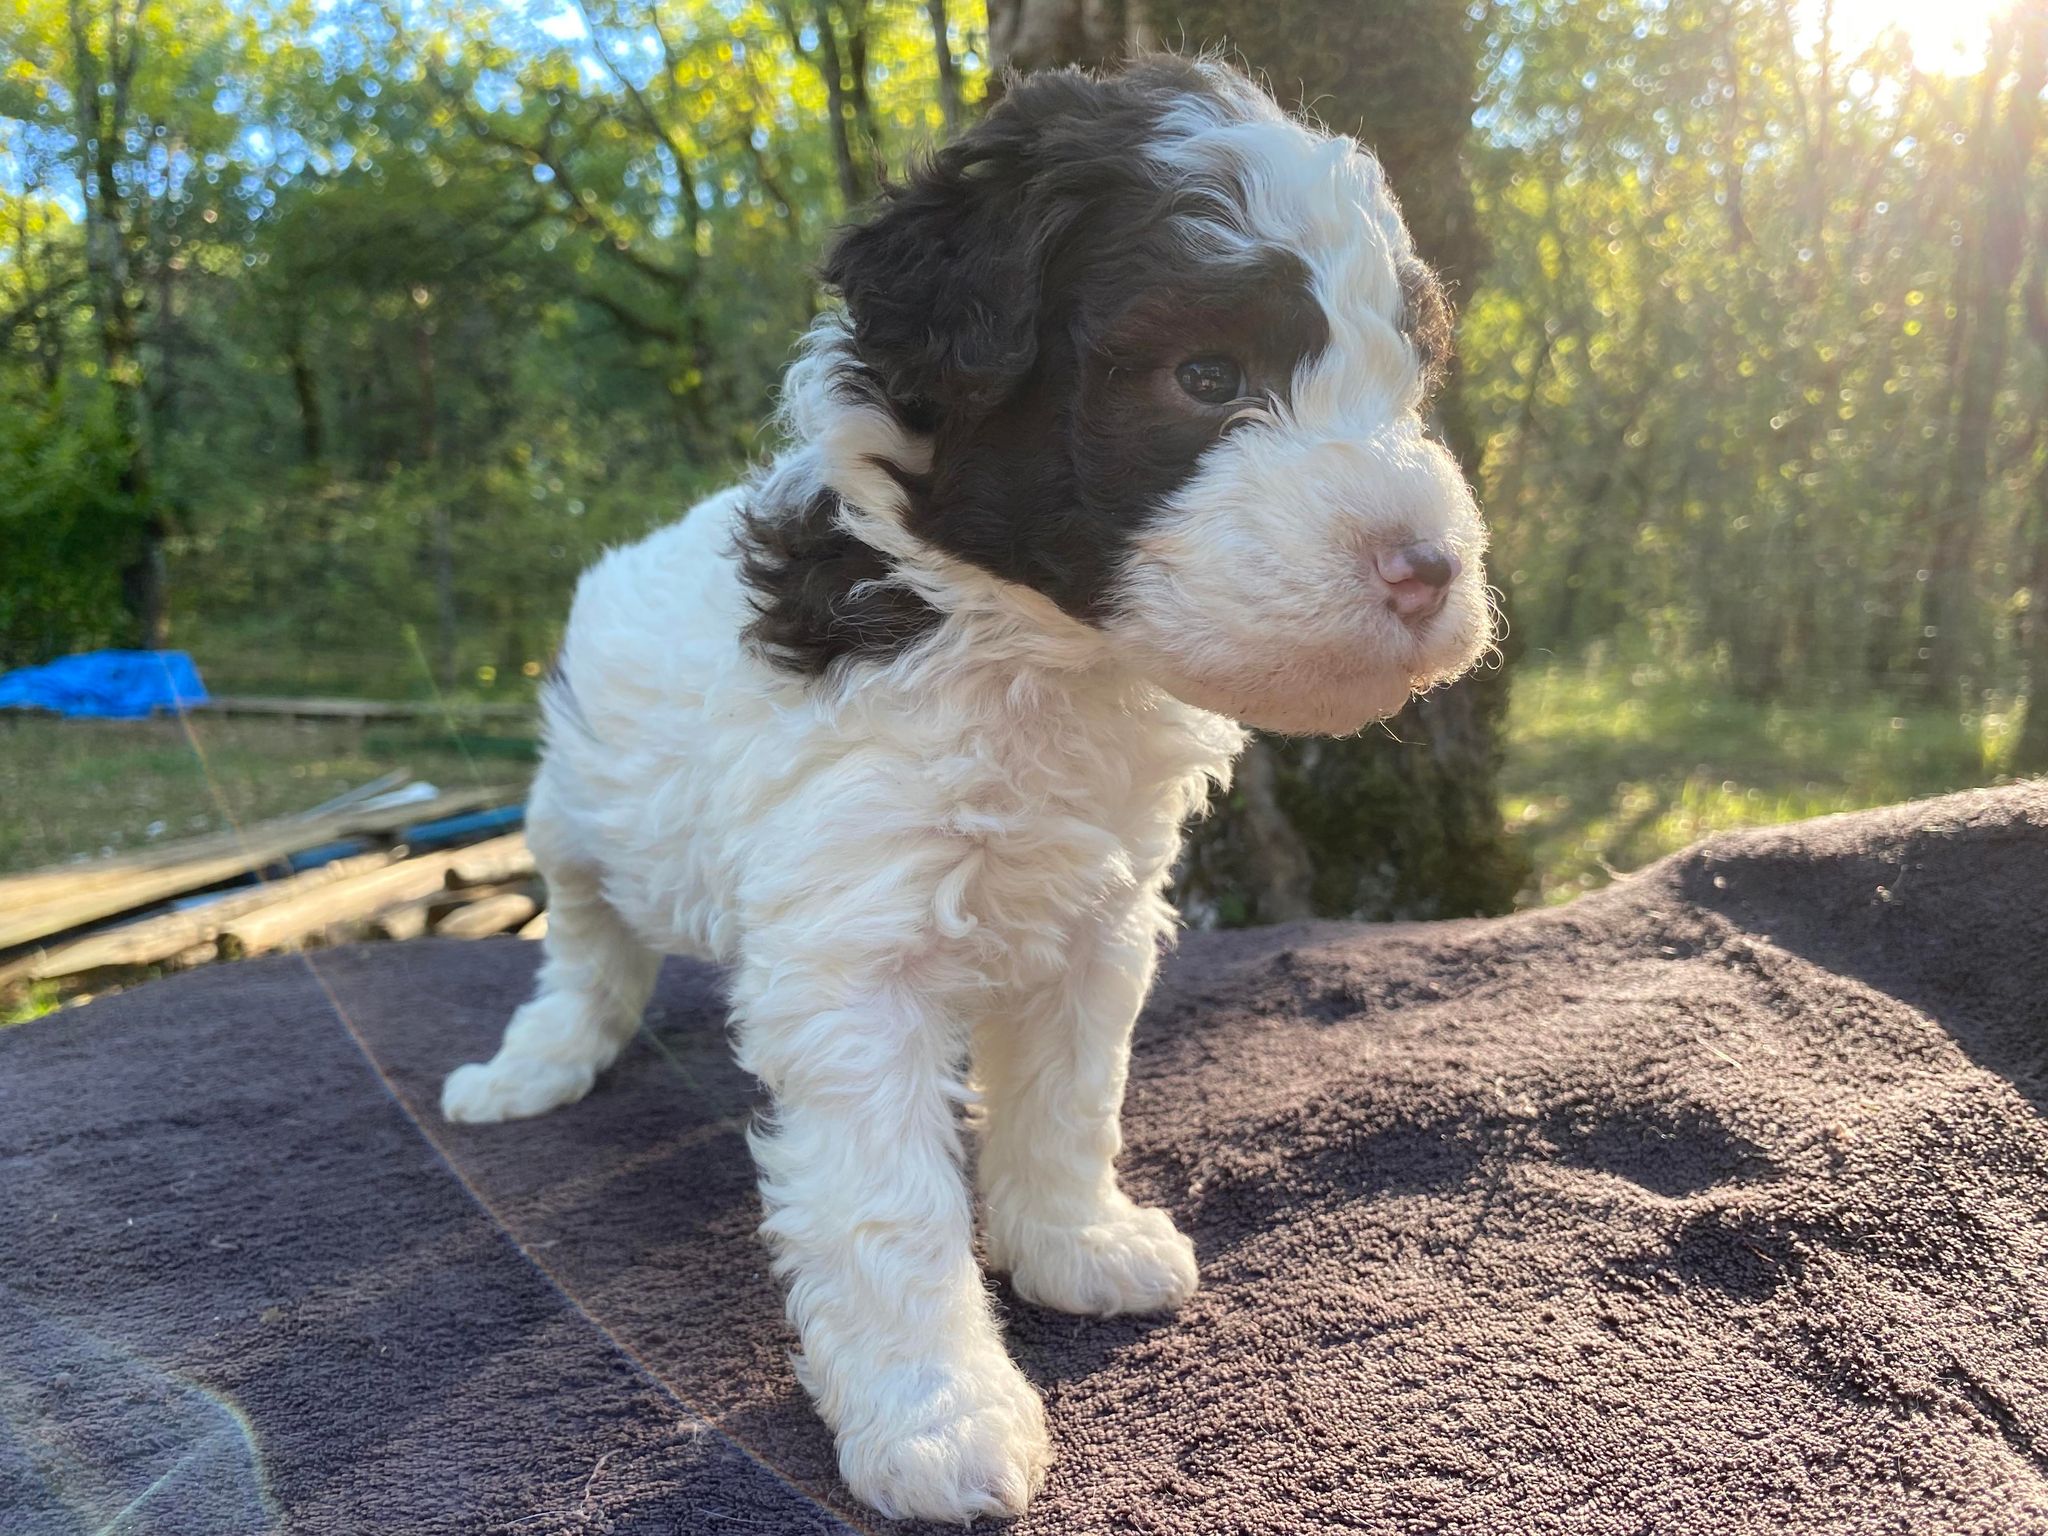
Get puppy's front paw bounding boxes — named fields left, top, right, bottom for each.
left=836, top=1354, right=1051, bottom=1522
left=440, top=1056, right=594, bottom=1124
left=989, top=1198, right=1198, bottom=1317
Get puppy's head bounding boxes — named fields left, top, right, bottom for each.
left=824, top=56, right=1491, bottom=736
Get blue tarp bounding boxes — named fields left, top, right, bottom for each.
left=0, top=650, right=209, bottom=720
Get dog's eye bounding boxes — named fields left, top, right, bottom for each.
left=1174, top=356, right=1244, bottom=405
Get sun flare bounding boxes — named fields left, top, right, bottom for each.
left=1809, top=0, right=2018, bottom=71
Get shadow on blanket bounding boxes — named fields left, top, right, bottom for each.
left=3, top=785, right=2045, bottom=1535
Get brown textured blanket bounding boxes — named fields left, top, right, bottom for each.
left=4, top=784, right=2046, bottom=1535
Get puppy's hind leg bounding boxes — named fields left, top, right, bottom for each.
left=441, top=860, right=660, bottom=1125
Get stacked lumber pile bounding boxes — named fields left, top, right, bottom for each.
left=0, top=777, right=546, bottom=1005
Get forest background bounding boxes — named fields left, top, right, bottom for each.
left=3, top=0, right=2044, bottom=913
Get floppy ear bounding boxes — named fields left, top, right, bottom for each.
left=822, top=69, right=1137, bottom=420
left=822, top=115, right=1048, bottom=419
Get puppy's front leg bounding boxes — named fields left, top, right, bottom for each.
left=735, top=955, right=1049, bottom=1522
left=977, top=897, right=1198, bottom=1316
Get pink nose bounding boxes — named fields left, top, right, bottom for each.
left=1373, top=541, right=1462, bottom=619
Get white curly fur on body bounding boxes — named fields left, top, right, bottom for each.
left=445, top=57, right=1489, bottom=1523
left=442, top=473, right=1236, bottom=1516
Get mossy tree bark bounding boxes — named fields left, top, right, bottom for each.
left=988, top=0, right=1527, bottom=921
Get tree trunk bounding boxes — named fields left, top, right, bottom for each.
left=2017, top=462, right=2048, bottom=773
left=988, top=0, right=1142, bottom=76
left=839, top=2, right=885, bottom=178
left=927, top=0, right=965, bottom=132
left=2014, top=188, right=2048, bottom=774
left=993, top=0, right=1524, bottom=920
left=1921, top=18, right=2044, bottom=694
left=149, top=187, right=178, bottom=434
left=413, top=297, right=458, bottom=691
left=285, top=316, right=325, bottom=467
left=117, top=516, right=170, bottom=650
left=67, top=0, right=166, bottom=647
left=780, top=2, right=871, bottom=207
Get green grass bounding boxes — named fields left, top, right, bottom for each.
left=0, top=713, right=535, bottom=876
left=3, top=981, right=63, bottom=1027
left=1503, top=654, right=2020, bottom=904
left=169, top=609, right=555, bottom=706
left=0, top=653, right=2021, bottom=920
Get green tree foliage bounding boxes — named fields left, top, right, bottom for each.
left=1465, top=0, right=2048, bottom=731
left=0, top=376, right=140, bottom=659
left=1, top=0, right=267, bottom=653
left=1, top=0, right=977, bottom=681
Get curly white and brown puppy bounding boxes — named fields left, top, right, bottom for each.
left=443, top=55, right=1493, bottom=1523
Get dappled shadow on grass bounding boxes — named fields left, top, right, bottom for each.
left=1502, top=654, right=2008, bottom=904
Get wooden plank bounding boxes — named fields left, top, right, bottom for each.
left=191, top=695, right=529, bottom=722
left=4, top=848, right=337, bottom=954
left=0, top=784, right=518, bottom=951
left=338, top=785, right=517, bottom=841
left=435, top=890, right=538, bottom=940
left=0, top=783, right=505, bottom=900
left=0, top=850, right=398, bottom=990
left=443, top=832, right=534, bottom=889
left=219, top=833, right=530, bottom=957
left=368, top=881, right=522, bottom=942
left=299, top=769, right=411, bottom=818
left=164, top=939, right=220, bottom=971
left=367, top=896, right=437, bottom=943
